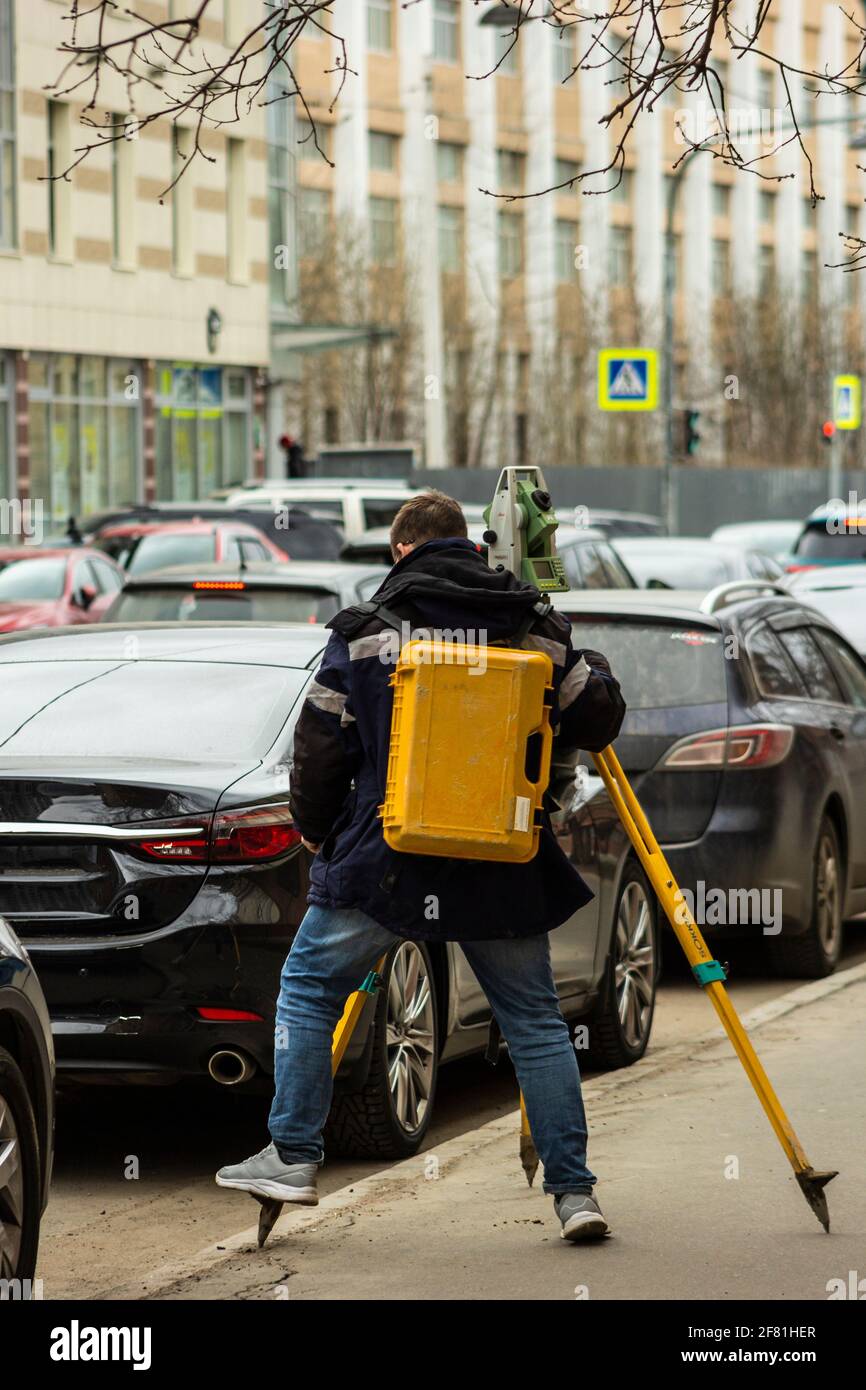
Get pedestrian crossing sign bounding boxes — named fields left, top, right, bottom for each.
left=598, top=349, right=658, bottom=411
left=834, top=374, right=861, bottom=430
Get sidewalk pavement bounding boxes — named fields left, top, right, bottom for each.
left=111, top=964, right=866, bottom=1302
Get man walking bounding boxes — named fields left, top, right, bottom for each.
left=217, top=491, right=625, bottom=1241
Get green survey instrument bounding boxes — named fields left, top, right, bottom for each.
left=483, top=466, right=568, bottom=591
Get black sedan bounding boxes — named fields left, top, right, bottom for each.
left=0, top=623, right=656, bottom=1160
left=553, top=582, right=866, bottom=978
left=0, top=915, right=54, bottom=1288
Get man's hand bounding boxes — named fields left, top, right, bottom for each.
left=301, top=837, right=321, bottom=854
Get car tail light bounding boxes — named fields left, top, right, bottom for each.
left=131, top=805, right=300, bottom=863
left=660, top=724, right=794, bottom=771
left=785, top=563, right=818, bottom=574
left=211, top=805, right=301, bottom=862
left=193, top=580, right=246, bottom=590
left=196, top=1006, right=264, bottom=1022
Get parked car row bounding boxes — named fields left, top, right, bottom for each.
left=4, top=478, right=866, bottom=1283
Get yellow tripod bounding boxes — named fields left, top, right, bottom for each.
left=254, top=745, right=836, bottom=1246
left=587, top=746, right=836, bottom=1231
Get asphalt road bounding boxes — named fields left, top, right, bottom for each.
left=38, top=923, right=866, bottom=1300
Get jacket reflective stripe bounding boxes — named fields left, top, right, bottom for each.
left=524, top=632, right=567, bottom=667
left=559, top=655, right=591, bottom=710
left=306, top=678, right=348, bottom=715
left=348, top=631, right=396, bottom=662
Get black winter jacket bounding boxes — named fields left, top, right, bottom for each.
left=289, top=538, right=625, bottom=941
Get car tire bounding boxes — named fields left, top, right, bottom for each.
left=0, top=1045, right=42, bottom=1289
left=587, top=862, right=658, bottom=1069
left=325, top=940, right=439, bottom=1160
left=767, top=814, right=844, bottom=979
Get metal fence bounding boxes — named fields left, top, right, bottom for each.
left=310, top=454, right=866, bottom=536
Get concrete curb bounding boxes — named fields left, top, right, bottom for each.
left=102, top=959, right=866, bottom=1300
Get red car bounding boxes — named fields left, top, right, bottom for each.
left=92, top=519, right=289, bottom=573
left=0, top=547, right=125, bottom=632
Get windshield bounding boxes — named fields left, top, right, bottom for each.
left=795, top=524, right=866, bottom=560
left=0, top=557, right=66, bottom=601
left=565, top=618, right=727, bottom=709
left=616, top=547, right=731, bottom=589
left=108, top=587, right=341, bottom=623
left=127, top=533, right=216, bottom=574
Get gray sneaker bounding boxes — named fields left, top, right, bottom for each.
left=554, top=1191, right=610, bottom=1241
left=215, top=1143, right=319, bottom=1205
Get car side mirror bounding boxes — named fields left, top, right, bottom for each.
left=73, top=583, right=97, bottom=610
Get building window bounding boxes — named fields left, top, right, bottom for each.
left=370, top=196, right=398, bottom=264
left=28, top=354, right=142, bottom=521
left=111, top=114, right=135, bottom=269
left=711, top=237, right=731, bottom=296
left=712, top=182, right=731, bottom=217
left=612, top=168, right=633, bottom=205
left=551, top=23, right=575, bottom=84
left=296, top=116, right=331, bottom=161
left=436, top=141, right=463, bottom=183
left=497, top=148, right=525, bottom=191
left=757, top=67, right=775, bottom=112
left=266, top=66, right=297, bottom=307
left=554, top=156, right=580, bottom=187
left=802, top=247, right=818, bottom=301
left=759, top=189, right=774, bottom=225
left=172, top=125, right=194, bottom=275
left=155, top=363, right=252, bottom=500
left=497, top=210, right=523, bottom=279
left=437, top=204, right=463, bottom=272
left=432, top=0, right=459, bottom=64
left=608, top=225, right=632, bottom=286
left=0, top=0, right=15, bottom=249
left=759, top=243, right=775, bottom=295
left=369, top=130, right=398, bottom=172
left=555, top=219, right=579, bottom=282
left=496, top=30, right=519, bottom=76
left=367, top=0, right=393, bottom=52
left=226, top=137, right=247, bottom=281
left=0, top=354, right=11, bottom=503
left=299, top=187, right=330, bottom=256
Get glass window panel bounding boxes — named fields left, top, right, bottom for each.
left=432, top=0, right=458, bottom=63
left=55, top=354, right=77, bottom=398
left=108, top=404, right=138, bottom=505
left=28, top=402, right=49, bottom=517
left=367, top=0, right=392, bottom=51
left=173, top=414, right=197, bottom=501
left=198, top=414, right=222, bottom=496
left=28, top=355, right=51, bottom=393
left=51, top=401, right=78, bottom=522
left=79, top=356, right=106, bottom=398
left=79, top=402, right=107, bottom=514
left=436, top=142, right=463, bottom=183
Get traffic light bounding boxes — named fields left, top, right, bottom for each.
left=685, top=409, right=701, bottom=456
left=822, top=420, right=836, bottom=445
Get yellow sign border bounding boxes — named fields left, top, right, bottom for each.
left=598, top=348, right=659, bottom=412
left=834, top=374, right=861, bottom=430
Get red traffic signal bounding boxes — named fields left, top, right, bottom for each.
left=822, top=420, right=836, bottom=440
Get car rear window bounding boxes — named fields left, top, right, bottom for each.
left=795, top=522, right=866, bottom=560
left=0, top=557, right=66, bottom=600
left=127, top=533, right=217, bottom=574
left=109, top=587, right=341, bottom=624
left=0, top=661, right=307, bottom=760
left=363, top=499, right=407, bottom=529
left=565, top=618, right=727, bottom=709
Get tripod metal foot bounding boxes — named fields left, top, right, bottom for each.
left=795, top=1168, right=838, bottom=1234
left=254, top=1196, right=285, bottom=1248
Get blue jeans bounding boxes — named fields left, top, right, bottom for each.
left=269, top=905, right=595, bottom=1196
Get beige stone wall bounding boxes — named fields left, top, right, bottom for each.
left=1, top=0, right=270, bottom=367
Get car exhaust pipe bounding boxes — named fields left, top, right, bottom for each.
left=207, top=1048, right=257, bottom=1086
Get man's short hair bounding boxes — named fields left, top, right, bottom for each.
left=390, top=490, right=468, bottom=556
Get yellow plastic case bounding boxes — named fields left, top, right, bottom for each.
left=380, top=640, right=554, bottom=863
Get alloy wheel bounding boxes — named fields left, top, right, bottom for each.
left=614, top=880, right=656, bottom=1049
left=385, top=942, right=436, bottom=1135
left=0, top=1097, right=24, bottom=1281
left=816, top=831, right=841, bottom=955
